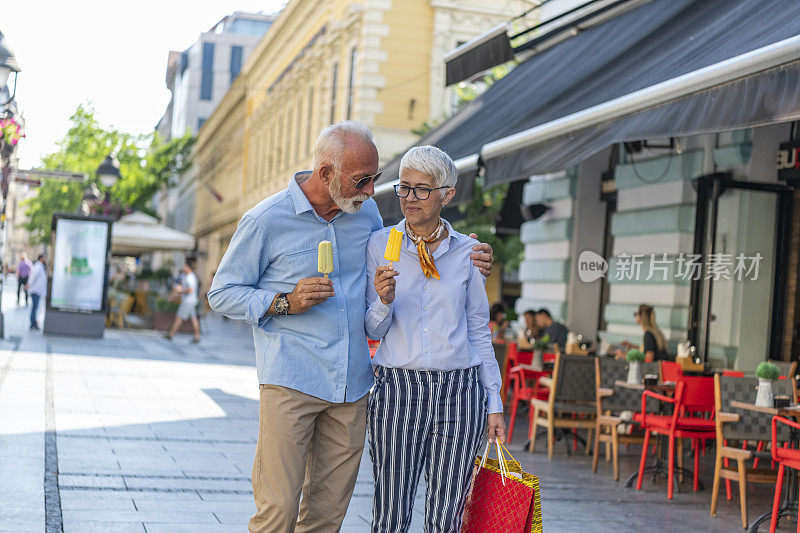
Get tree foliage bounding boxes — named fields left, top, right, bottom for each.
left=452, top=178, right=523, bottom=271
left=21, top=104, right=194, bottom=245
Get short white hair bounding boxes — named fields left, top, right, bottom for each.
left=313, top=120, right=374, bottom=170
left=399, top=145, right=458, bottom=190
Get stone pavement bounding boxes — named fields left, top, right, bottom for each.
left=0, top=274, right=787, bottom=532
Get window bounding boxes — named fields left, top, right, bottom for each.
left=346, top=47, right=358, bottom=120
left=330, top=63, right=338, bottom=123
left=197, top=117, right=206, bottom=130
left=228, top=18, right=271, bottom=37
left=200, top=42, right=215, bottom=101
left=230, top=46, right=243, bottom=83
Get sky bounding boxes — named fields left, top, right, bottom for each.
left=3, top=0, right=286, bottom=169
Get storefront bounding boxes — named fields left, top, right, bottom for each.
left=372, top=0, right=800, bottom=368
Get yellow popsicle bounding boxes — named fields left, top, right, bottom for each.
left=318, top=240, right=333, bottom=277
left=384, top=228, right=402, bottom=263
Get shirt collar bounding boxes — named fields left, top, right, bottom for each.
left=288, top=171, right=314, bottom=215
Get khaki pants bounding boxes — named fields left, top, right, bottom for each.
left=249, top=384, right=368, bottom=533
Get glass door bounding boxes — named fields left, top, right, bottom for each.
left=689, top=174, right=793, bottom=369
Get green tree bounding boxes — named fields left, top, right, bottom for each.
left=21, top=104, right=194, bottom=245
left=452, top=178, right=523, bottom=271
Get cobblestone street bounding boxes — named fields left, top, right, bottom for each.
left=0, top=277, right=782, bottom=532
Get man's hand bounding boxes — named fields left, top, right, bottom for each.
left=287, top=277, right=335, bottom=314
left=487, top=413, right=507, bottom=444
left=468, top=234, right=494, bottom=276
left=374, top=266, right=398, bottom=305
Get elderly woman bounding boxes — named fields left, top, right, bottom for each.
left=364, top=145, right=505, bottom=533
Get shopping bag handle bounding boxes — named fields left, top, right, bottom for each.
left=479, top=441, right=511, bottom=485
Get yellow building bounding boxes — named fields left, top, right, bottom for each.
left=191, top=0, right=533, bottom=279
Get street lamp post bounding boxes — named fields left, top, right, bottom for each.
left=94, top=153, right=120, bottom=217
left=0, top=31, right=20, bottom=338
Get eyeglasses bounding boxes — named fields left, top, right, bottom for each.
left=394, top=184, right=451, bottom=200
left=339, top=169, right=382, bottom=189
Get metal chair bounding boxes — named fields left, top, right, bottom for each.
left=635, top=375, right=716, bottom=499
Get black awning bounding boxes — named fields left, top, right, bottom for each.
left=376, top=0, right=800, bottom=192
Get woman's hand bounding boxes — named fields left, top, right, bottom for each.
left=374, top=266, right=399, bottom=305
left=487, top=413, right=507, bottom=444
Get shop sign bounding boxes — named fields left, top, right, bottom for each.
left=777, top=140, right=800, bottom=182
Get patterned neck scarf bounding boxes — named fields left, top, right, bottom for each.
left=405, top=219, right=445, bottom=280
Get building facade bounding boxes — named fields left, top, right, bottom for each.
left=516, top=124, right=800, bottom=369
left=191, top=0, right=533, bottom=281
left=154, top=10, right=275, bottom=248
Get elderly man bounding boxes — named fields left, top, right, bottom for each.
left=207, top=121, right=493, bottom=533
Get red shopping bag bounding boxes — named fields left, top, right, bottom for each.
left=462, top=442, right=543, bottom=533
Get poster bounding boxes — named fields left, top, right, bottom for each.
left=50, top=218, right=109, bottom=312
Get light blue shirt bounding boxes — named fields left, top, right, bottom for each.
left=208, top=172, right=383, bottom=403
left=365, top=219, right=503, bottom=413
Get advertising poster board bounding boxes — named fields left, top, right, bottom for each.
left=45, top=214, right=113, bottom=338
left=50, top=216, right=111, bottom=312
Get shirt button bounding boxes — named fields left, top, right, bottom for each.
left=423, top=306, right=427, bottom=311
left=424, top=328, right=428, bottom=332
left=425, top=349, right=429, bottom=353
left=423, top=285, right=428, bottom=290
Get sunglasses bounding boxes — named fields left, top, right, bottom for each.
left=339, top=169, right=382, bottom=189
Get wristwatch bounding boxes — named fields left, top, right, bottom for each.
left=275, top=293, right=290, bottom=315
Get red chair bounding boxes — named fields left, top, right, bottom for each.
left=660, top=360, right=682, bottom=382
left=635, top=376, right=716, bottom=499
left=506, top=366, right=549, bottom=442
left=502, top=344, right=528, bottom=401
left=770, top=416, right=800, bottom=533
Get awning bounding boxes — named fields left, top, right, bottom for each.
left=111, top=212, right=195, bottom=255
left=375, top=0, right=800, bottom=199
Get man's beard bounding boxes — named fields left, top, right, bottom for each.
left=329, top=175, right=369, bottom=214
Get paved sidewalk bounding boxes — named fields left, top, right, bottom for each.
left=0, top=274, right=782, bottom=532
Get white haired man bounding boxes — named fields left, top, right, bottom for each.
left=208, top=121, right=494, bottom=533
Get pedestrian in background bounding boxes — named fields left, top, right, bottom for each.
left=166, top=259, right=201, bottom=343
left=27, top=254, right=47, bottom=330
left=16, top=253, right=32, bottom=306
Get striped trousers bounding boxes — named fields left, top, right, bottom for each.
left=368, top=366, right=487, bottom=533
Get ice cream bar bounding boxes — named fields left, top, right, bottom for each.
left=318, top=240, right=334, bottom=277
left=384, top=228, right=402, bottom=263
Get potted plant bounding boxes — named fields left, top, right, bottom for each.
left=626, top=349, right=646, bottom=384
left=531, top=334, right=550, bottom=371
left=756, top=362, right=780, bottom=407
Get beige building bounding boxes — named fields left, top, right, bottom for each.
left=190, top=0, right=535, bottom=280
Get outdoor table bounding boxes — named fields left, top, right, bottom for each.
left=730, top=401, right=800, bottom=533
left=616, top=380, right=701, bottom=491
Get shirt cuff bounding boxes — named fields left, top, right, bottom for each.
left=256, top=290, right=278, bottom=327
left=370, top=299, right=392, bottom=318
left=487, top=392, right=504, bottom=414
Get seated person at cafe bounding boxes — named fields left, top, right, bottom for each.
left=534, top=308, right=568, bottom=351
left=618, top=304, right=672, bottom=362
left=489, top=302, right=510, bottom=342
left=516, top=309, right=540, bottom=349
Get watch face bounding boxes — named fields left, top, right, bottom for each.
left=276, top=296, right=289, bottom=314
